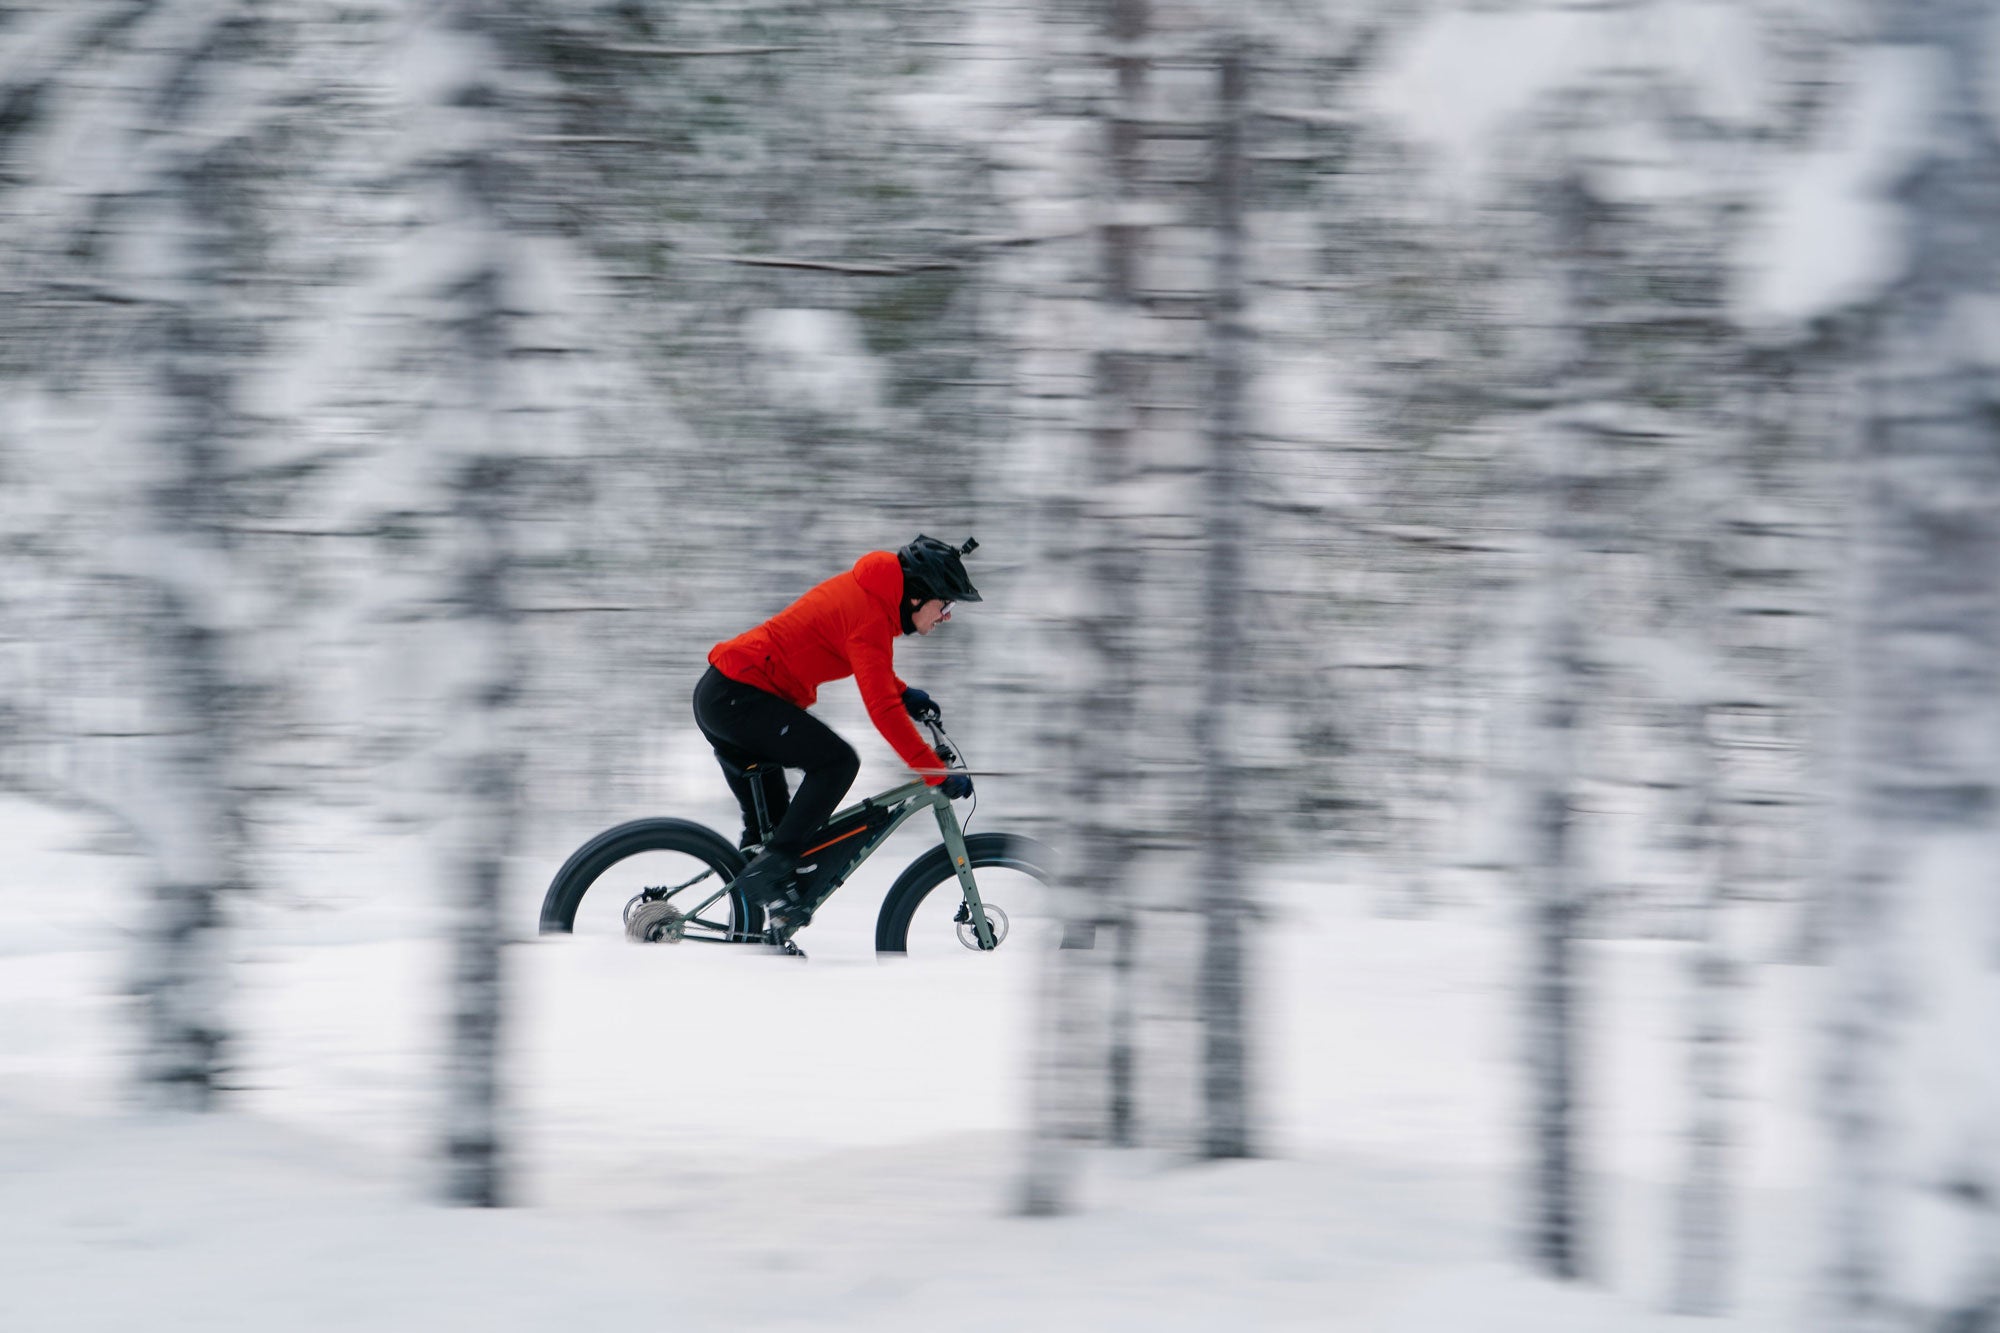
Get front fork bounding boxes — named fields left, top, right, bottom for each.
left=931, top=788, right=997, bottom=950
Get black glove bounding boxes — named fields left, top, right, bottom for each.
left=902, top=687, right=941, bottom=722
left=941, top=772, right=974, bottom=801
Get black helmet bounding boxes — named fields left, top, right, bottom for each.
left=898, top=534, right=982, bottom=603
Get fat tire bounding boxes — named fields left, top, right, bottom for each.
left=875, top=832, right=1084, bottom=953
left=538, top=818, right=758, bottom=936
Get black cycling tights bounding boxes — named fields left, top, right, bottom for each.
left=692, top=665, right=860, bottom=860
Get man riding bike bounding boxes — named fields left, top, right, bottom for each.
left=692, top=535, right=980, bottom=941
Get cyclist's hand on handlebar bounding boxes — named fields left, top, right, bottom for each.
left=941, top=773, right=974, bottom=801
left=902, top=687, right=942, bottom=722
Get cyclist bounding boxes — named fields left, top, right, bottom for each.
left=693, top=535, right=980, bottom=939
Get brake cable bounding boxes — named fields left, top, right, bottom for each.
left=927, top=716, right=976, bottom=836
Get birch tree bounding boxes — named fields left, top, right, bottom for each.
left=1519, top=167, right=1608, bottom=1284
left=1669, top=342, right=1843, bottom=1316
left=392, top=0, right=552, bottom=1207
left=1822, top=0, right=2000, bottom=1323
left=0, top=1, right=439, bottom=1106
left=1020, top=0, right=1154, bottom=1213
left=1197, top=36, right=1252, bottom=1161
left=981, top=0, right=1112, bottom=1216
left=66, top=1, right=299, bottom=1109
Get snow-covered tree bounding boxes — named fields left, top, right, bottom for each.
left=1017, top=0, right=1302, bottom=1196
left=1018, top=0, right=1154, bottom=1212
left=0, top=0, right=327, bottom=1108
left=1819, top=0, right=2000, bottom=1323
left=383, top=0, right=620, bottom=1208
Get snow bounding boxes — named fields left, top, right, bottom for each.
left=1640, top=0, right=1769, bottom=125
left=1367, top=0, right=1947, bottom=332
left=743, top=309, right=889, bottom=423
left=6, top=3, right=1985, bottom=1319
left=0, top=798, right=1825, bottom=1330
left=1362, top=6, right=1583, bottom=197
left=1368, top=0, right=1768, bottom=197
left=1253, top=357, right=1363, bottom=468
left=1736, top=46, right=1943, bottom=327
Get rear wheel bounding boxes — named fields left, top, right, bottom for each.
left=875, top=833, right=1083, bottom=956
left=539, top=818, right=762, bottom=941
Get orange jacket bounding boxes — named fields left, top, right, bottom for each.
left=709, top=551, right=947, bottom=783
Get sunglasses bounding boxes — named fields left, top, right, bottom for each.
left=937, top=600, right=954, bottom=620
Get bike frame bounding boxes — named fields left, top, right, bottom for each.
left=674, top=776, right=1000, bottom=949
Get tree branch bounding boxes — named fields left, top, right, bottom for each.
left=690, top=253, right=964, bottom=276
left=598, top=44, right=803, bottom=58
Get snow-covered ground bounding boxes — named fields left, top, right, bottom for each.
left=1, top=796, right=1818, bottom=1331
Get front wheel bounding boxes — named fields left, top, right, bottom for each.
left=539, top=818, right=762, bottom=941
left=875, top=832, right=1085, bottom=955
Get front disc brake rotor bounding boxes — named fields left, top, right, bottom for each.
left=625, top=899, right=687, bottom=944
left=955, top=902, right=1009, bottom=951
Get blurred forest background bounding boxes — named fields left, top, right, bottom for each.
left=1, top=0, right=1996, bottom=1327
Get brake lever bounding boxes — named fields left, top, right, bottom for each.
left=922, top=717, right=958, bottom=769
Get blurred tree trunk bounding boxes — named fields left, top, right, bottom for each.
left=1091, top=0, right=1150, bottom=1156
left=439, top=441, right=522, bottom=1211
left=1522, top=172, right=1599, bottom=1283
left=1021, top=0, right=1159, bottom=1211
left=1523, top=517, right=1586, bottom=1282
left=1824, top=0, right=2000, bottom=1323
left=1670, top=703, right=1739, bottom=1315
left=0, top=5, right=397, bottom=1110
left=114, top=3, right=279, bottom=1110
left=1197, top=39, right=1252, bottom=1160
left=1008, top=0, right=1109, bottom=1218
left=1024, top=3, right=1266, bottom=1183
left=129, top=519, right=237, bottom=1108
left=404, top=0, right=537, bottom=1209
left=1666, top=348, right=1837, bottom=1313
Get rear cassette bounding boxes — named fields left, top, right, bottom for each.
left=624, top=898, right=687, bottom=943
